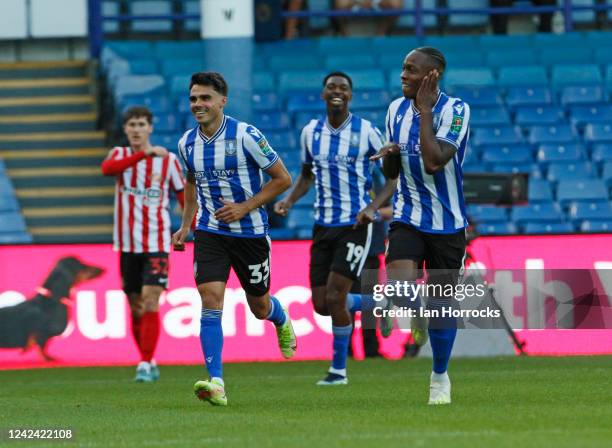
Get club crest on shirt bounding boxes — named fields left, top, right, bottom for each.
left=225, top=139, right=237, bottom=156
left=350, top=131, right=360, bottom=147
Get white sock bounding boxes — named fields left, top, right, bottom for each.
left=211, top=376, right=224, bottom=386
left=431, top=371, right=449, bottom=383
left=137, top=361, right=150, bottom=371
left=329, top=367, right=347, bottom=377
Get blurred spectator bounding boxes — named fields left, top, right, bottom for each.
left=490, top=0, right=556, bottom=34
left=284, top=0, right=304, bottom=39
left=335, top=0, right=403, bottom=36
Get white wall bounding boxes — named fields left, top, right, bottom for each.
left=201, top=0, right=254, bottom=39
left=0, top=0, right=28, bottom=39
left=30, top=0, right=87, bottom=38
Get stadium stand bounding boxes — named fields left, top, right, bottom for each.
left=96, top=31, right=612, bottom=237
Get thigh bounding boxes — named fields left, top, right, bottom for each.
left=229, top=236, right=271, bottom=297
left=385, top=222, right=426, bottom=267
left=194, top=231, right=231, bottom=286
left=424, top=229, right=467, bottom=287
left=142, top=252, right=169, bottom=289
left=120, top=252, right=143, bottom=295
left=309, top=225, right=334, bottom=288
left=330, top=224, right=372, bottom=281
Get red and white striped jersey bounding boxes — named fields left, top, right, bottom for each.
left=107, top=146, right=185, bottom=253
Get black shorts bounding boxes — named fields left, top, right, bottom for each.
left=310, top=223, right=372, bottom=287
left=194, top=230, right=271, bottom=297
left=386, top=222, right=466, bottom=286
left=120, top=252, right=169, bottom=295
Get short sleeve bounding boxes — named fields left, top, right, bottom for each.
left=243, top=125, right=279, bottom=170
left=300, top=125, right=313, bottom=165
left=177, top=133, right=189, bottom=170
left=436, top=100, right=470, bottom=149
left=367, top=125, right=385, bottom=157
left=385, top=106, right=392, bottom=142
left=169, top=154, right=185, bottom=192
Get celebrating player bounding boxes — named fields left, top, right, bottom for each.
left=101, top=106, right=185, bottom=383
left=172, top=72, right=295, bottom=406
left=274, top=72, right=396, bottom=386
left=371, top=47, right=470, bottom=404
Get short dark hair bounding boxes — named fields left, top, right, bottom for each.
left=122, top=106, right=152, bottom=125
left=323, top=71, right=353, bottom=89
left=189, top=71, right=228, bottom=95
left=414, top=47, right=446, bottom=72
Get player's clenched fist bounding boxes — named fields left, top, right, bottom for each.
left=171, top=227, right=189, bottom=251
left=273, top=199, right=292, bottom=217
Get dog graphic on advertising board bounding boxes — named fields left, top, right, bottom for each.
left=0, top=256, right=105, bottom=360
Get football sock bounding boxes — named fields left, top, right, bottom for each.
left=427, top=297, right=457, bottom=374
left=331, top=324, right=352, bottom=376
left=139, top=311, right=160, bottom=362
left=266, top=296, right=287, bottom=327
left=131, top=315, right=144, bottom=357
left=346, top=293, right=362, bottom=312
left=201, top=308, right=224, bottom=379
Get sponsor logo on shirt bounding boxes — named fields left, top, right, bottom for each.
left=194, top=169, right=236, bottom=180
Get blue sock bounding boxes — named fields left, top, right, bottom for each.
left=331, top=324, right=352, bottom=373
left=346, top=293, right=362, bottom=312
left=266, top=296, right=286, bottom=326
left=427, top=297, right=457, bottom=374
left=200, top=308, right=223, bottom=379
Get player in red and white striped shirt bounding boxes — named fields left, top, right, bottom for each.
left=102, top=106, right=185, bottom=383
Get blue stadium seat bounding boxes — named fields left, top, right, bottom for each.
left=253, top=92, right=280, bottom=112
left=533, top=32, right=586, bottom=49
left=129, top=1, right=173, bottom=32
left=168, top=75, right=190, bottom=98
left=183, top=0, right=200, bottom=32
left=120, top=95, right=170, bottom=114
left=593, top=48, right=612, bottom=66
left=606, top=65, right=612, bottom=94
left=268, top=228, right=296, bottom=240
left=371, top=36, right=421, bottom=55
left=359, top=110, right=386, bottom=131
left=0, top=232, right=33, bottom=244
left=560, top=86, right=605, bottom=107
left=556, top=179, right=609, bottom=205
left=154, top=41, right=204, bottom=59
left=287, top=92, right=324, bottom=114
left=603, top=162, right=612, bottom=188
left=324, top=55, right=376, bottom=71
left=154, top=132, right=183, bottom=151
left=444, top=68, right=495, bottom=90
left=584, top=124, right=612, bottom=145
left=294, top=112, right=324, bottom=130
left=491, top=162, right=540, bottom=176
left=279, top=70, right=328, bottom=95
left=539, top=49, right=593, bottom=67
left=398, top=0, right=438, bottom=28
left=0, top=212, right=27, bottom=233
left=565, top=0, right=597, bottom=23
left=160, top=58, right=203, bottom=78
left=255, top=112, right=291, bottom=132
left=268, top=56, right=321, bottom=72
left=317, top=37, right=373, bottom=54
left=524, top=222, right=575, bottom=234
left=446, top=0, right=488, bottom=26
left=444, top=52, right=485, bottom=68
left=462, top=161, right=487, bottom=173
left=479, top=34, right=532, bottom=51
left=546, top=162, right=594, bottom=184
left=128, top=60, right=158, bottom=76
left=0, top=193, right=19, bottom=212
left=485, top=50, right=538, bottom=68
left=528, top=125, right=576, bottom=146
left=345, top=69, right=386, bottom=91
left=498, top=66, right=548, bottom=87
left=451, top=87, right=503, bottom=107
left=505, top=87, right=553, bottom=110
left=591, top=145, right=612, bottom=165
left=512, top=203, right=565, bottom=225
left=514, top=106, right=565, bottom=127
left=152, top=113, right=178, bottom=133
left=114, top=75, right=165, bottom=100
left=466, top=205, right=509, bottom=223
left=476, top=222, right=518, bottom=235
left=102, top=1, right=120, bottom=33
left=568, top=200, right=612, bottom=225
left=528, top=179, right=554, bottom=203
left=570, top=104, right=612, bottom=130
left=379, top=54, right=404, bottom=71
left=351, top=90, right=391, bottom=111
left=471, top=126, right=523, bottom=147
left=265, top=131, right=297, bottom=151
left=536, top=143, right=584, bottom=164
left=585, top=30, right=612, bottom=46
left=580, top=220, right=612, bottom=232
left=551, top=64, right=602, bottom=91
left=253, top=73, right=275, bottom=91
left=469, top=107, right=511, bottom=127
left=481, top=145, right=532, bottom=164
left=287, top=208, right=315, bottom=230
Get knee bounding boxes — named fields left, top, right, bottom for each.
left=325, top=286, right=345, bottom=309
left=313, top=301, right=330, bottom=316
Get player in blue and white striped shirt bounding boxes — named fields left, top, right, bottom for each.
left=172, top=72, right=296, bottom=406
left=371, top=48, right=470, bottom=405
left=275, top=72, right=396, bottom=386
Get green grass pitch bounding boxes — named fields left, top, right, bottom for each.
left=1, top=356, right=611, bottom=447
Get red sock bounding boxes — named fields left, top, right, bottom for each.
left=132, top=315, right=144, bottom=358
left=139, top=311, right=160, bottom=362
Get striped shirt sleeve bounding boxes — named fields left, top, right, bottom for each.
left=436, top=100, right=470, bottom=149
left=168, top=154, right=185, bottom=192
left=300, top=124, right=313, bottom=165
left=243, top=125, right=279, bottom=170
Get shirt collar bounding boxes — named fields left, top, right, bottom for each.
left=198, top=115, right=227, bottom=143
left=324, top=113, right=352, bottom=135
left=411, top=91, right=443, bottom=116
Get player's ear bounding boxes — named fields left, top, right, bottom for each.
left=221, top=96, right=228, bottom=107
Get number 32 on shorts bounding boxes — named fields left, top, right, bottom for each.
left=248, top=258, right=270, bottom=286
left=346, top=242, right=364, bottom=271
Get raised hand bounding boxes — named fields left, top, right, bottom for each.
left=273, top=199, right=292, bottom=217
left=415, top=69, right=439, bottom=113
left=369, top=143, right=401, bottom=161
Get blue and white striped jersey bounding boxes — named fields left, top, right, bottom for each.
left=300, top=114, right=384, bottom=226
left=385, top=92, right=470, bottom=234
left=178, top=115, right=279, bottom=237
